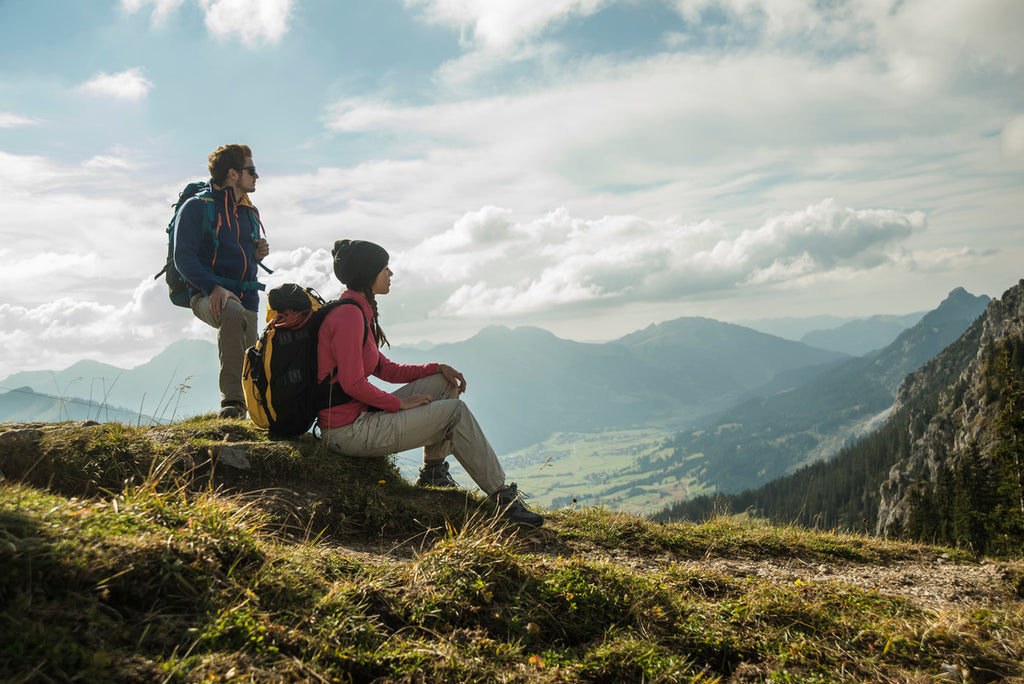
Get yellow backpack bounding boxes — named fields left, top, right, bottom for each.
left=242, top=284, right=366, bottom=436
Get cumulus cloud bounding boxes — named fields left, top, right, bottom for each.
left=121, top=0, right=292, bottom=44
left=0, top=150, right=174, bottom=309
left=261, top=246, right=339, bottom=297
left=0, top=246, right=338, bottom=380
left=201, top=0, right=294, bottom=45
left=413, top=200, right=924, bottom=317
left=0, top=278, right=206, bottom=379
left=77, top=68, right=153, bottom=102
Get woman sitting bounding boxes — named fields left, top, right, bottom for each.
left=316, top=239, right=543, bottom=527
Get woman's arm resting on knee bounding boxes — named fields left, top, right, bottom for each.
left=399, top=393, right=433, bottom=410
left=437, top=363, right=466, bottom=394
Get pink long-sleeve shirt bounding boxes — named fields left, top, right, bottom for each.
left=316, top=290, right=437, bottom=429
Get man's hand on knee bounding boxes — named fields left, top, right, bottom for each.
left=210, top=285, right=240, bottom=317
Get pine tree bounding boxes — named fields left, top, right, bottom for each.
left=989, top=347, right=1024, bottom=554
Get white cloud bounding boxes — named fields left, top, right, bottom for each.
left=405, top=0, right=608, bottom=50
left=434, top=41, right=568, bottom=88
left=261, top=246, right=339, bottom=298
left=410, top=0, right=1024, bottom=100
left=901, top=246, right=999, bottom=273
left=121, top=0, right=292, bottom=44
left=0, top=113, right=39, bottom=128
left=322, top=49, right=974, bottom=230
left=0, top=150, right=65, bottom=188
left=1002, top=115, right=1024, bottom=158
left=77, top=68, right=153, bottom=102
left=880, top=0, right=1024, bottom=87
left=0, top=150, right=172, bottom=309
left=0, top=278, right=197, bottom=379
left=83, top=155, right=137, bottom=170
left=120, top=0, right=187, bottom=23
left=201, top=0, right=294, bottom=45
left=0, top=250, right=106, bottom=294
left=406, top=200, right=924, bottom=317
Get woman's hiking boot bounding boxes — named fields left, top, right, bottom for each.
left=416, top=461, right=459, bottom=488
left=491, top=483, right=544, bottom=527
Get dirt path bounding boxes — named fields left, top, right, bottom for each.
left=695, top=556, right=1014, bottom=612
left=337, top=533, right=1020, bottom=615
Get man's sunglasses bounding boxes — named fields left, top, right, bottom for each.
left=238, top=166, right=257, bottom=175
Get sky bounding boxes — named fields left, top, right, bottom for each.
left=0, top=0, right=1022, bottom=380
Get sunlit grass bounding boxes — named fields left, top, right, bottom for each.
left=1, top=419, right=1022, bottom=682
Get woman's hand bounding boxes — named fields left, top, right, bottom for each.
left=399, top=393, right=433, bottom=410
left=437, top=363, right=467, bottom=394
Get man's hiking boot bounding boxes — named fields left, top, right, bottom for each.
left=491, top=483, right=544, bottom=527
left=416, top=461, right=459, bottom=488
left=219, top=401, right=247, bottom=419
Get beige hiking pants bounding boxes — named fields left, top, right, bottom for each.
left=190, top=293, right=259, bottom=407
left=321, top=373, right=506, bottom=495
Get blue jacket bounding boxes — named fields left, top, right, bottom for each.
left=173, top=182, right=264, bottom=312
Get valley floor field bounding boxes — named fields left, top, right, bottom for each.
left=499, top=428, right=683, bottom=513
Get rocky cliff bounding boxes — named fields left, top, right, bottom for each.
left=876, top=279, right=1024, bottom=536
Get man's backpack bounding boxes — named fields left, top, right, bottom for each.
left=242, top=284, right=368, bottom=437
left=154, top=181, right=213, bottom=307
left=154, top=180, right=270, bottom=307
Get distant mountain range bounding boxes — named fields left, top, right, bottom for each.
left=1, top=288, right=987, bottom=516
left=643, top=287, right=989, bottom=495
left=798, top=312, right=925, bottom=355
left=2, top=315, right=851, bottom=454
left=0, top=386, right=160, bottom=425
left=1, top=339, right=219, bottom=424
left=386, top=319, right=847, bottom=452
left=657, top=279, right=1024, bottom=556
left=738, top=311, right=925, bottom=353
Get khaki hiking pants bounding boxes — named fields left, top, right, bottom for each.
left=190, top=293, right=259, bottom=407
left=322, top=373, right=506, bottom=495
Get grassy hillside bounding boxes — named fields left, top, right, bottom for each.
left=2, top=419, right=1024, bottom=683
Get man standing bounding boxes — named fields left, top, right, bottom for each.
left=173, top=144, right=270, bottom=419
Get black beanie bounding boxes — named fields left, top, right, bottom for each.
left=332, top=239, right=390, bottom=291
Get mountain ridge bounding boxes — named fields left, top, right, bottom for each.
left=1, top=291, right=984, bottom=511
left=1, top=338, right=219, bottom=421
left=655, top=279, right=1023, bottom=555
left=640, top=287, right=990, bottom=496
left=2, top=315, right=845, bottom=455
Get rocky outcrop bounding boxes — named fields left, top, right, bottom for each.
left=876, top=280, right=1024, bottom=536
